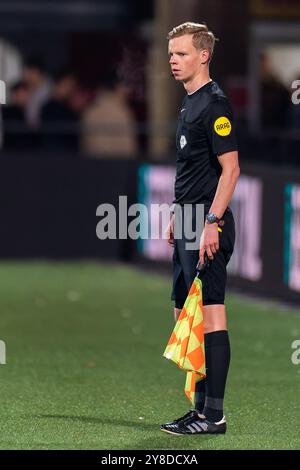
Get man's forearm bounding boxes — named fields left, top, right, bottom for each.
left=209, top=167, right=240, bottom=220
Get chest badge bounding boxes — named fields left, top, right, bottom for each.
left=180, top=135, right=187, bottom=149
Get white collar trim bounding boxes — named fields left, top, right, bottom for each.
left=187, top=79, right=212, bottom=95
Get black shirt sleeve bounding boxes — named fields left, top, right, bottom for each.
left=202, top=98, right=238, bottom=156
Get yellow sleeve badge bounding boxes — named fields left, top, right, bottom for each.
left=214, top=116, right=232, bottom=136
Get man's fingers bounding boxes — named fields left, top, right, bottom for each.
left=206, top=246, right=214, bottom=260
left=211, top=245, right=217, bottom=254
left=165, top=222, right=174, bottom=246
left=167, top=233, right=174, bottom=245
left=199, top=247, right=205, bottom=265
left=212, top=243, right=220, bottom=253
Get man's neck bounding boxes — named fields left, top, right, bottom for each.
left=183, top=73, right=212, bottom=95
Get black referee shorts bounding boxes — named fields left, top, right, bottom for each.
left=171, top=204, right=235, bottom=308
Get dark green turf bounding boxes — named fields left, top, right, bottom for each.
left=0, top=261, right=300, bottom=449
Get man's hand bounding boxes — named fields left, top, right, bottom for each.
left=199, top=223, right=219, bottom=265
left=166, top=214, right=175, bottom=246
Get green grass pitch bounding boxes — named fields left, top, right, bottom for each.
left=0, top=261, right=300, bottom=450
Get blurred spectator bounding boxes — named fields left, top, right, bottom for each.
left=260, top=53, right=290, bottom=130
left=70, top=87, right=94, bottom=115
left=2, top=80, right=33, bottom=150
left=81, top=75, right=137, bottom=158
left=23, top=58, right=52, bottom=128
left=41, top=70, right=79, bottom=153
left=117, top=47, right=148, bottom=154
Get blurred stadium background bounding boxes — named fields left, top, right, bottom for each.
left=0, top=0, right=300, bottom=450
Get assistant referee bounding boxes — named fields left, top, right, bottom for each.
left=161, top=22, right=240, bottom=435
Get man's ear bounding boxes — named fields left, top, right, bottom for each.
left=200, top=49, right=210, bottom=65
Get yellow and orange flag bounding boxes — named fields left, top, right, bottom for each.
left=163, top=274, right=206, bottom=406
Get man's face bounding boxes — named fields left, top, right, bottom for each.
left=168, top=34, right=207, bottom=83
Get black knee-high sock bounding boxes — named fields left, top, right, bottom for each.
left=203, top=330, right=231, bottom=423
left=195, top=379, right=206, bottom=414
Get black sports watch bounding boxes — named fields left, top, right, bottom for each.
left=205, top=212, right=220, bottom=224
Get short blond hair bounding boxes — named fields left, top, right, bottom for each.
left=167, top=22, right=218, bottom=62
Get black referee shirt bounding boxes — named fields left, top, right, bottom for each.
left=174, top=80, right=238, bottom=205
